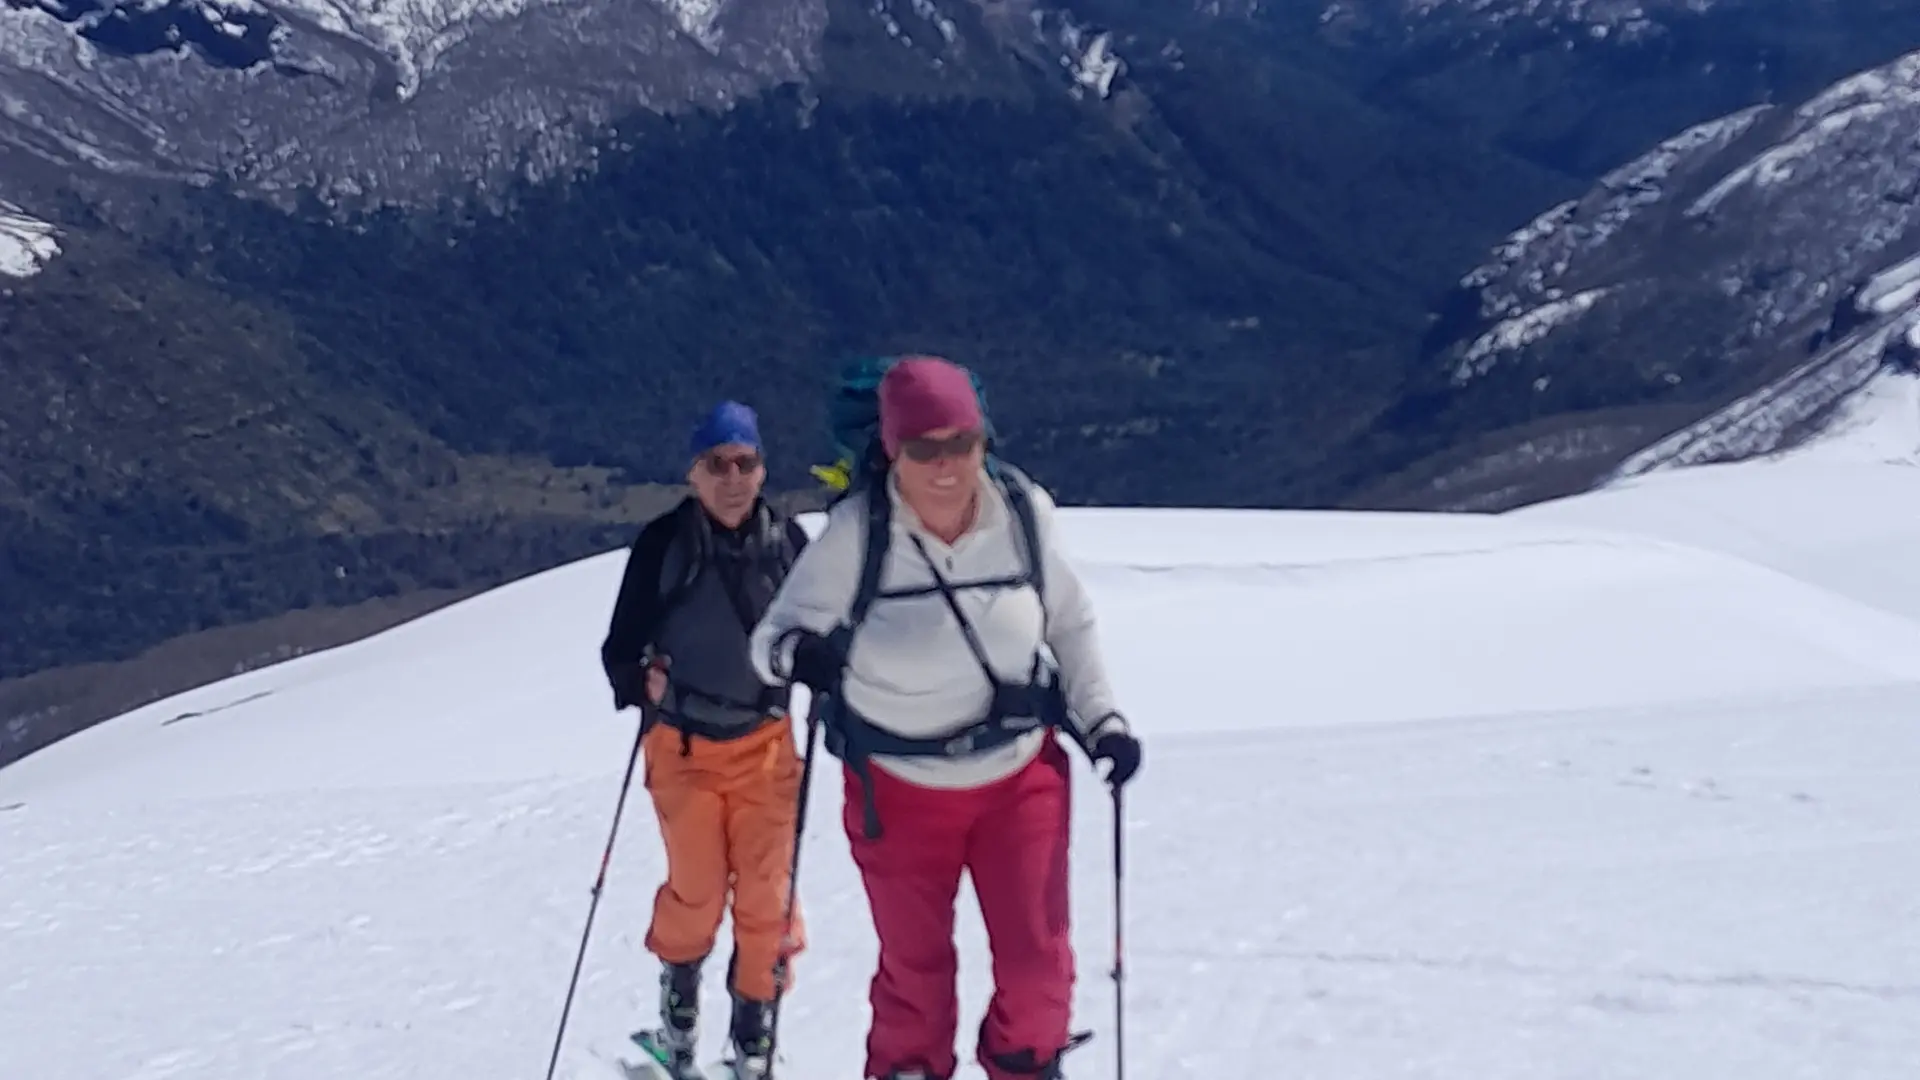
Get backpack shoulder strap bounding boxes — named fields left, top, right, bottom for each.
left=846, top=482, right=894, bottom=630
left=990, top=460, right=1046, bottom=604
left=780, top=516, right=809, bottom=574
left=654, top=498, right=709, bottom=618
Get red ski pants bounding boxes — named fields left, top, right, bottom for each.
left=844, top=736, right=1075, bottom=1080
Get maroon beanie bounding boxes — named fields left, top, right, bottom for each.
left=878, top=356, right=985, bottom=457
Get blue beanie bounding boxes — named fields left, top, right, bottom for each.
left=689, top=400, right=762, bottom=458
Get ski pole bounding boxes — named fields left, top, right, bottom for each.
left=543, top=713, right=648, bottom=1080
left=767, top=699, right=824, bottom=1067
left=1110, top=781, right=1125, bottom=1080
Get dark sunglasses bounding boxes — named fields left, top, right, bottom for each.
left=900, top=431, right=984, bottom=463
left=700, top=451, right=763, bottom=475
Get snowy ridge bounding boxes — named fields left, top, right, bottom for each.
left=1423, top=43, right=1920, bottom=488
left=1608, top=309, right=1920, bottom=480
left=0, top=0, right=1126, bottom=210
left=1688, top=52, right=1920, bottom=220
left=1405, top=0, right=1674, bottom=36
left=1451, top=286, right=1609, bottom=383
left=1320, top=0, right=1726, bottom=47
left=1457, top=105, right=1767, bottom=340
left=267, top=0, right=579, bottom=102
left=1442, top=102, right=1770, bottom=387
left=1609, top=251, right=1920, bottom=478
left=5, top=447, right=1920, bottom=1079
left=1860, top=251, right=1920, bottom=316
left=0, top=199, right=59, bottom=277
left=0, top=0, right=832, bottom=208
left=1779, top=368, right=1920, bottom=466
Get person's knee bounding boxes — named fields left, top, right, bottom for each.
left=649, top=857, right=730, bottom=960
left=647, top=901, right=724, bottom=965
left=662, top=848, right=731, bottom=918
left=997, top=946, right=1074, bottom=1006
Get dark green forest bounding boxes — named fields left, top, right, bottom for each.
left=13, top=0, right=1920, bottom=687
left=151, top=80, right=1568, bottom=510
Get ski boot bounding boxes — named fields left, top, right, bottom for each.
left=721, top=991, right=775, bottom=1080
left=632, top=960, right=704, bottom=1080
left=985, top=1031, right=1094, bottom=1079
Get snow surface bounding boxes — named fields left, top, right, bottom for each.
left=1522, top=374, right=1920, bottom=628
left=6, top=434, right=1920, bottom=1078
left=0, top=199, right=60, bottom=278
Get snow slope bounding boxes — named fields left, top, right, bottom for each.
left=5, top=451, right=1920, bottom=1079
left=1522, top=370, right=1920, bottom=623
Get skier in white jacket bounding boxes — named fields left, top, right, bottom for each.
left=749, top=355, right=1142, bottom=1080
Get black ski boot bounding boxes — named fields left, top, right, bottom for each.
left=725, top=991, right=775, bottom=1079
left=633, top=960, right=704, bottom=1079
left=985, top=1031, right=1093, bottom=1079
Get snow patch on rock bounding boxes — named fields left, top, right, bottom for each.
left=1026, top=5, right=1122, bottom=99
left=1860, top=251, right=1920, bottom=316
left=869, top=0, right=961, bottom=53
left=659, top=0, right=725, bottom=48
left=1452, top=286, right=1613, bottom=384
left=0, top=200, right=61, bottom=278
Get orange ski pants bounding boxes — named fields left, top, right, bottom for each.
left=642, top=716, right=807, bottom=1003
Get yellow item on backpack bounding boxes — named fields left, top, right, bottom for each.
left=810, top=459, right=853, bottom=492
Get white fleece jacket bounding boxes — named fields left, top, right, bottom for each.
left=749, top=468, right=1128, bottom=789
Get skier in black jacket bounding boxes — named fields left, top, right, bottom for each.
left=598, top=400, right=809, bottom=1080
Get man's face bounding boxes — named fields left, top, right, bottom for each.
left=689, top=442, right=764, bottom=525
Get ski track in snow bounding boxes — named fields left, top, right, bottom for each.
left=6, top=393, right=1920, bottom=1079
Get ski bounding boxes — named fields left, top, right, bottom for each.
left=628, top=1029, right=707, bottom=1080
left=711, top=1050, right=776, bottom=1080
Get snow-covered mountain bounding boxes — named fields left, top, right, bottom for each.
left=13, top=0, right=1920, bottom=736
left=0, top=0, right=1130, bottom=211
left=1379, top=46, right=1920, bottom=508
left=4, top=405, right=1919, bottom=1079
left=1320, top=0, right=1727, bottom=44
left=0, top=0, right=824, bottom=207
left=1456, top=48, right=1920, bottom=384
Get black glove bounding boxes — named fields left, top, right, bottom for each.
left=610, top=660, right=649, bottom=711
left=786, top=631, right=841, bottom=692
left=1090, top=728, right=1142, bottom=788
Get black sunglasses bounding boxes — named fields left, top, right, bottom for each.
left=701, top=451, right=763, bottom=475
left=900, top=431, right=984, bottom=463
